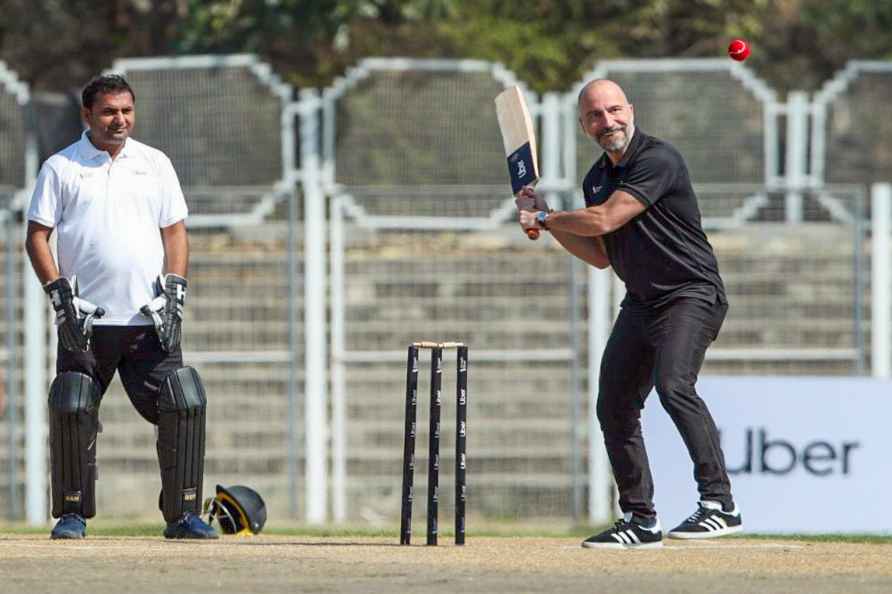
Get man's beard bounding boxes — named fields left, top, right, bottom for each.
left=597, top=125, right=631, bottom=152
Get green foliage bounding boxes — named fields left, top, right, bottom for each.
left=2, top=0, right=892, bottom=93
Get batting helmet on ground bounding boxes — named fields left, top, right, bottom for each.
left=204, top=484, right=267, bottom=535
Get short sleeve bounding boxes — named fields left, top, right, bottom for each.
left=618, top=147, right=681, bottom=207
left=27, top=162, right=64, bottom=228
left=157, top=155, right=188, bottom=228
left=581, top=168, right=594, bottom=205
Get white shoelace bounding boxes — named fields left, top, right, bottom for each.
left=684, top=507, right=709, bottom=524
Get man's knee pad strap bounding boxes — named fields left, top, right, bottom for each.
left=157, top=366, right=207, bottom=522
left=48, top=372, right=101, bottom=518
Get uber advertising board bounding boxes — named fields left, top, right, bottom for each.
left=642, top=377, right=892, bottom=533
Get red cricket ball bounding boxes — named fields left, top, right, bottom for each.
left=728, top=38, right=751, bottom=62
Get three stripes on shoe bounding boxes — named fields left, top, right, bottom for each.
left=696, top=514, right=730, bottom=532
left=611, top=528, right=645, bottom=545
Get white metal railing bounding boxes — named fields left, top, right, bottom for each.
left=872, top=183, right=891, bottom=378
left=4, top=54, right=892, bottom=528
left=329, top=190, right=582, bottom=523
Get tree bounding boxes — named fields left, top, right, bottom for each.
left=3, top=0, right=892, bottom=94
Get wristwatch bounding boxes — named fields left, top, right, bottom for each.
left=536, top=210, right=549, bottom=230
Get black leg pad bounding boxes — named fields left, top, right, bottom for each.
left=48, top=372, right=101, bottom=518
left=157, top=367, right=207, bottom=523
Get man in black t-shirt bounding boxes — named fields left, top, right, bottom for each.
left=517, top=79, right=742, bottom=549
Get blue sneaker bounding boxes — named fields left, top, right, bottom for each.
left=163, top=512, right=219, bottom=539
left=51, top=514, right=86, bottom=539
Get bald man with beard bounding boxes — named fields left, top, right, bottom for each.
left=517, top=80, right=742, bottom=549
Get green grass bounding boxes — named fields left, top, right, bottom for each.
left=730, top=533, right=892, bottom=545
left=1, top=521, right=890, bottom=543
left=0, top=522, right=165, bottom=537
left=0, top=522, right=587, bottom=539
left=0, top=516, right=601, bottom=539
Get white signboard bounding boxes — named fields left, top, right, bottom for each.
left=642, top=377, right=892, bottom=533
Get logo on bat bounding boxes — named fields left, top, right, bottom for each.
left=516, top=159, right=527, bottom=178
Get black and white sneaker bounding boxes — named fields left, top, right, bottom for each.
left=582, top=514, right=663, bottom=549
left=668, top=500, right=743, bottom=539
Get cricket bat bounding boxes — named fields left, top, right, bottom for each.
left=494, top=85, right=540, bottom=240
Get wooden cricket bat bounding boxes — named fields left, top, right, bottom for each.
left=495, top=85, right=540, bottom=240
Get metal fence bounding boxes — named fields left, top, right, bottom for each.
left=324, top=60, right=584, bottom=523
left=1, top=57, right=307, bottom=524
left=0, top=203, right=24, bottom=521
left=0, top=61, right=33, bottom=521
left=567, top=60, right=777, bottom=188
left=0, top=62, right=29, bottom=192
left=813, top=62, right=892, bottom=188
left=96, top=56, right=303, bottom=520
left=330, top=192, right=583, bottom=523
left=320, top=58, right=876, bottom=525
left=0, top=55, right=889, bottom=527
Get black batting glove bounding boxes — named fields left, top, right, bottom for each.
left=140, top=274, right=187, bottom=353
left=43, top=276, right=105, bottom=352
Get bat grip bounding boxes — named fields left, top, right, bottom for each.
left=526, top=228, right=540, bottom=240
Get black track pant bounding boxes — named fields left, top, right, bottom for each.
left=596, top=297, right=732, bottom=520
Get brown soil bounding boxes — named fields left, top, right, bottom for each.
left=1, top=535, right=890, bottom=594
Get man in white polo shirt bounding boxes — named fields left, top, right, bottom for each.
left=25, top=74, right=217, bottom=540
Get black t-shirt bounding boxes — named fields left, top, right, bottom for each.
left=582, top=128, right=726, bottom=310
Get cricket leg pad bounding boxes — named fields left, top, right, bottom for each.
left=157, top=366, right=207, bottom=523
left=48, top=372, right=101, bottom=518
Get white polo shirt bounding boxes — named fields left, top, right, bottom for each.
left=27, top=131, right=188, bottom=325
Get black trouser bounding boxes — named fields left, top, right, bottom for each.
left=596, top=297, right=732, bottom=520
left=57, top=326, right=183, bottom=424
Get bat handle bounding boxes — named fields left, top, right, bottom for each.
left=526, top=228, right=540, bottom=240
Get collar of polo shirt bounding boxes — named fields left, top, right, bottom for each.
left=78, top=130, right=134, bottom=161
